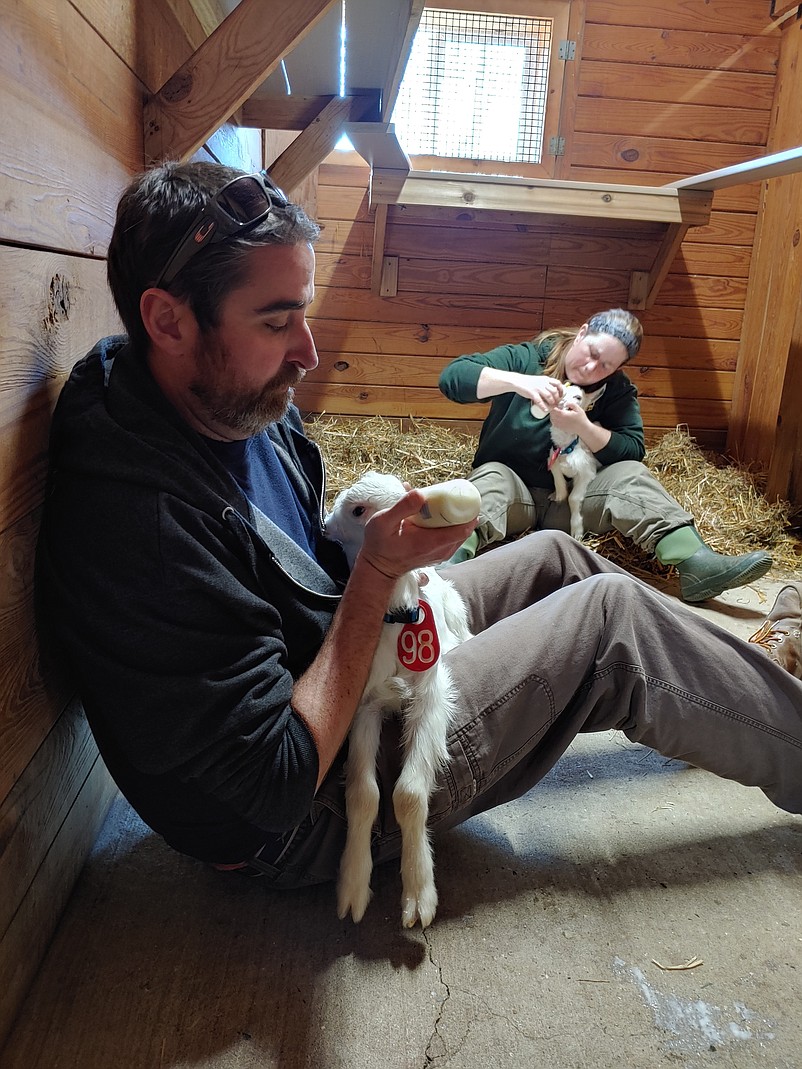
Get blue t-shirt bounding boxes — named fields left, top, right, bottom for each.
left=205, top=434, right=316, bottom=558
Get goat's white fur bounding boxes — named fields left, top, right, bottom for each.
left=548, top=383, right=606, bottom=540
left=324, top=471, right=472, bottom=928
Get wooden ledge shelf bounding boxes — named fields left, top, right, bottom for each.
left=343, top=134, right=802, bottom=309
left=370, top=170, right=712, bottom=224
left=366, top=168, right=712, bottom=309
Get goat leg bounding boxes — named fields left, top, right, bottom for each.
left=567, top=469, right=595, bottom=540
left=337, top=706, right=383, bottom=922
left=551, top=466, right=569, bottom=503
left=393, top=676, right=451, bottom=928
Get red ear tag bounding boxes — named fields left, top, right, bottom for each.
left=397, top=597, right=441, bottom=672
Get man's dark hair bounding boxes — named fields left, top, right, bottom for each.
left=106, top=161, right=320, bottom=352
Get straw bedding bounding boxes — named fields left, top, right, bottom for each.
left=306, top=415, right=801, bottom=582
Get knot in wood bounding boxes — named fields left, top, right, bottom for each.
left=45, top=273, right=71, bottom=326
left=162, top=71, right=193, bottom=104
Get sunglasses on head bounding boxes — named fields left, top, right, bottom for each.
left=153, top=170, right=289, bottom=289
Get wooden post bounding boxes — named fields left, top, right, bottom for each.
left=726, top=17, right=802, bottom=510
left=143, top=0, right=336, bottom=164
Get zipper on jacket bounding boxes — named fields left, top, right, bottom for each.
left=221, top=505, right=342, bottom=603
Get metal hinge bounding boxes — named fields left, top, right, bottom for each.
left=549, top=135, right=566, bottom=156
left=558, top=39, right=576, bottom=60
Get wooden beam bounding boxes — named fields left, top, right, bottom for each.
left=242, top=90, right=381, bottom=132
left=144, top=0, right=338, bottom=164
left=367, top=170, right=712, bottom=306
left=629, top=222, right=691, bottom=310
left=268, top=96, right=373, bottom=194
left=370, top=204, right=389, bottom=295
left=183, top=0, right=227, bottom=36
left=765, top=292, right=802, bottom=504
left=371, top=171, right=712, bottom=225
left=380, top=0, right=426, bottom=121
left=770, top=1, right=802, bottom=19
left=727, top=17, right=802, bottom=510
left=379, top=255, right=399, bottom=297
left=242, top=94, right=340, bottom=132
left=162, top=0, right=208, bottom=48
left=628, top=270, right=650, bottom=310
left=666, top=145, right=802, bottom=191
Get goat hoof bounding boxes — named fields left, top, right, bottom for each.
left=402, top=889, right=438, bottom=929
left=337, top=882, right=372, bottom=923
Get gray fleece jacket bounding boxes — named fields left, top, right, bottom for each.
left=37, top=336, right=349, bottom=863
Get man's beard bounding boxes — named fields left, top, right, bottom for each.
left=189, top=335, right=304, bottom=436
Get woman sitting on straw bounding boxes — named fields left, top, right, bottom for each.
left=439, top=308, right=772, bottom=603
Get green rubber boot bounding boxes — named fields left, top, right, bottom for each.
left=655, top=526, right=773, bottom=603
left=447, top=530, right=480, bottom=565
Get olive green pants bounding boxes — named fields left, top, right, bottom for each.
left=467, top=459, right=694, bottom=555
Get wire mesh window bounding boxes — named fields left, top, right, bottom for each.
left=391, top=8, right=553, bottom=165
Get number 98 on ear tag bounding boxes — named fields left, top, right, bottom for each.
left=397, top=598, right=440, bottom=672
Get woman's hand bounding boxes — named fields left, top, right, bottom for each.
left=520, top=374, right=565, bottom=412
left=548, top=397, right=590, bottom=434
left=476, top=368, right=564, bottom=409
left=550, top=400, right=612, bottom=452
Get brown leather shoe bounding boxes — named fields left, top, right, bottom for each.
left=748, top=584, right=802, bottom=678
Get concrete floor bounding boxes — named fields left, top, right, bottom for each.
left=3, top=575, right=801, bottom=1069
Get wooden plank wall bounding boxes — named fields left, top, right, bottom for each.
left=728, top=16, right=802, bottom=507
left=0, top=0, right=258, bottom=1049
left=297, top=0, right=783, bottom=451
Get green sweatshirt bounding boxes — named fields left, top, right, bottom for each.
left=439, top=339, right=645, bottom=490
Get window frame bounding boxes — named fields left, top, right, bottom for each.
left=393, top=0, right=572, bottom=180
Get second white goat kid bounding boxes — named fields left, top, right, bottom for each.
left=547, top=383, right=607, bottom=540
left=324, top=471, right=473, bottom=928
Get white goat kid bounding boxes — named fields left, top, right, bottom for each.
left=547, top=383, right=606, bottom=540
left=324, top=471, right=473, bottom=928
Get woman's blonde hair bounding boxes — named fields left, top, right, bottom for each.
left=537, top=308, right=643, bottom=380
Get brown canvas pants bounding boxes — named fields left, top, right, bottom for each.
left=250, top=531, right=802, bottom=888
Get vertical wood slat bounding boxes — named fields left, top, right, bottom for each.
left=765, top=291, right=802, bottom=504
left=0, top=0, right=178, bottom=1048
left=0, top=703, right=98, bottom=943
left=370, top=203, right=390, bottom=295
left=0, top=1, right=142, bottom=256
left=0, top=746, right=116, bottom=1048
left=0, top=250, right=121, bottom=809
left=553, top=0, right=587, bottom=182
left=727, top=17, right=802, bottom=500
